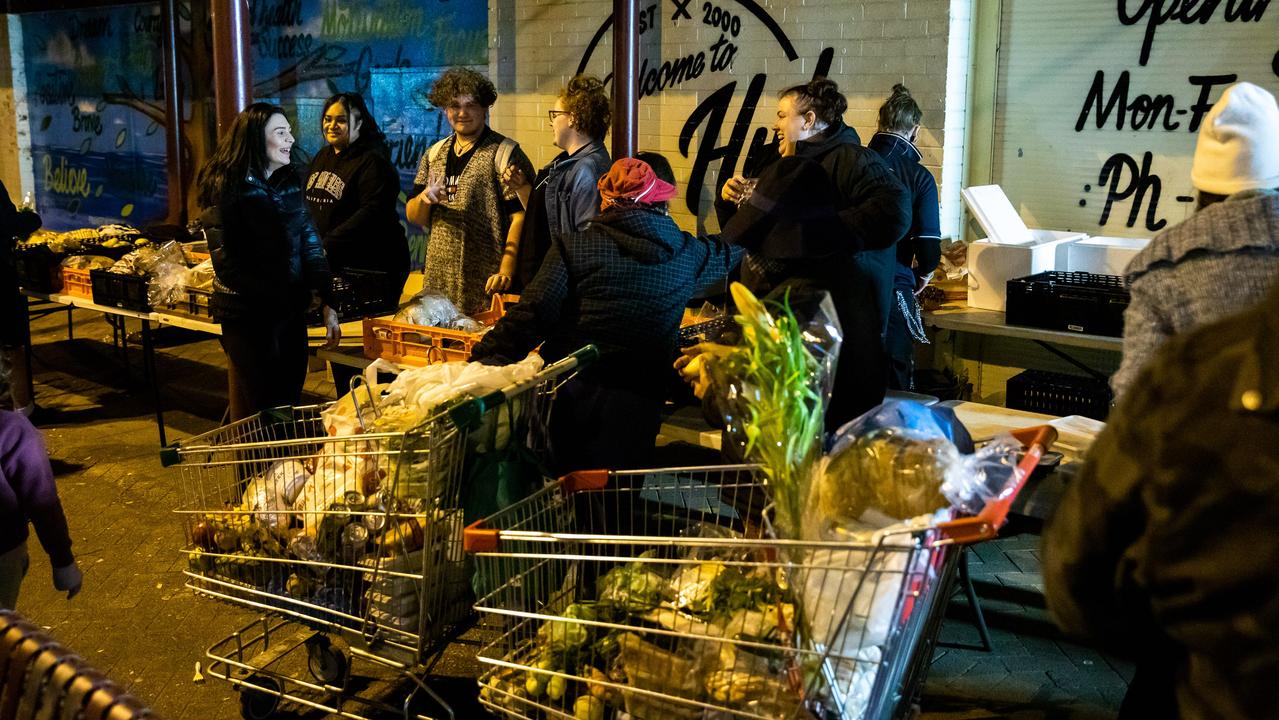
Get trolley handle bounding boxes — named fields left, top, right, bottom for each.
left=934, top=424, right=1057, bottom=546
left=448, top=344, right=598, bottom=432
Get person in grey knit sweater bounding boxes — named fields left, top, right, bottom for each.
left=1112, top=82, right=1279, bottom=400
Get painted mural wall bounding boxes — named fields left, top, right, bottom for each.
left=22, top=4, right=169, bottom=230
left=20, top=0, right=486, bottom=254
left=993, top=0, right=1279, bottom=237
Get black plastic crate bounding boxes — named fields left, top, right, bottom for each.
left=90, top=269, right=151, bottom=312
left=677, top=315, right=734, bottom=347
left=1006, top=369, right=1111, bottom=420
left=331, top=269, right=399, bottom=320
left=13, top=244, right=64, bottom=293
left=1005, top=271, right=1128, bottom=337
left=162, top=287, right=212, bottom=318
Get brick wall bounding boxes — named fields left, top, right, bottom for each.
left=487, top=0, right=962, bottom=235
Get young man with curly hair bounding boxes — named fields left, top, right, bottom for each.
left=406, top=67, right=535, bottom=315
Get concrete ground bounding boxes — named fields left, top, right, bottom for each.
left=6, top=304, right=1129, bottom=719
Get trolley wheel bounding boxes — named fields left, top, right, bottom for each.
left=239, top=675, right=282, bottom=720
left=306, top=636, right=349, bottom=686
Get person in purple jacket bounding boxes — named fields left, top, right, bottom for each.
left=0, top=410, right=81, bottom=609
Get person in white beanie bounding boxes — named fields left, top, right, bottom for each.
left=1111, top=81, right=1279, bottom=400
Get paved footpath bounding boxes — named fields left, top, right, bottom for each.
left=8, top=307, right=1128, bottom=719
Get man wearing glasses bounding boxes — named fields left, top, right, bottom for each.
left=407, top=67, right=535, bottom=315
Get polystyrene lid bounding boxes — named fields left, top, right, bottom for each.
left=961, top=185, right=1032, bottom=245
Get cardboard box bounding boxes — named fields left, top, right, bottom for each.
left=961, top=185, right=1087, bottom=311
left=1066, top=236, right=1149, bottom=276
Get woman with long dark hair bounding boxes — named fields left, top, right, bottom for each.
left=305, top=92, right=409, bottom=310
left=197, top=102, right=340, bottom=420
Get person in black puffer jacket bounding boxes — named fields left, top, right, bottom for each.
left=471, top=154, right=742, bottom=473
left=305, top=92, right=409, bottom=310
left=721, top=78, right=910, bottom=427
left=197, top=102, right=339, bottom=420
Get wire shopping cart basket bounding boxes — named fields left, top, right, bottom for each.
left=464, top=426, right=1055, bottom=720
left=161, top=347, right=595, bottom=720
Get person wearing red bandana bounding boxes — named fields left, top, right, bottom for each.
left=471, top=154, right=742, bottom=473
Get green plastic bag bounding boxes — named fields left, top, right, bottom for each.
left=462, top=402, right=548, bottom=602
left=460, top=402, right=546, bottom=525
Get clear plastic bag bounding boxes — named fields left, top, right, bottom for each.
left=394, top=291, right=467, bottom=327
left=819, top=425, right=1021, bottom=527
left=184, top=259, right=215, bottom=291
left=147, top=255, right=190, bottom=306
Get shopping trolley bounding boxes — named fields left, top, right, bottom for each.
left=162, top=347, right=595, bottom=720
left=464, top=426, right=1055, bottom=720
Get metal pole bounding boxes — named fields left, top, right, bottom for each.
left=611, top=0, right=638, bottom=159
left=211, top=0, right=253, bottom=137
left=159, top=0, right=186, bottom=224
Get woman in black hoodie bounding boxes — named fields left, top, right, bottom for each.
left=305, top=93, right=409, bottom=310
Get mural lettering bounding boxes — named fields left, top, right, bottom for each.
left=1075, top=71, right=1236, bottom=132
left=579, top=0, right=815, bottom=219
left=71, top=106, right=103, bottom=136
left=1073, top=1, right=1274, bottom=232
left=1097, top=151, right=1165, bottom=230
left=42, top=155, right=95, bottom=198
left=1118, top=0, right=1271, bottom=67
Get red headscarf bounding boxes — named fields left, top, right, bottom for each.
left=597, top=158, right=677, bottom=211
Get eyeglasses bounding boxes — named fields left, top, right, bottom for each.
left=547, top=109, right=572, bottom=122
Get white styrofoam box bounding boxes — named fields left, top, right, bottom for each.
left=967, top=234, right=1081, bottom=311
left=1067, top=236, right=1150, bottom=277
left=962, top=185, right=1036, bottom=245
left=961, top=185, right=1087, bottom=311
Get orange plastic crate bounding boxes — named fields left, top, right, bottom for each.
left=60, top=266, right=93, bottom=298
left=362, top=294, right=515, bottom=366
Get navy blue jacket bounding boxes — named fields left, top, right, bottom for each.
left=868, top=131, right=941, bottom=284
left=474, top=207, right=742, bottom=392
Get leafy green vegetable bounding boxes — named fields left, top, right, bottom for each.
left=708, top=566, right=784, bottom=615
left=597, top=563, right=669, bottom=612
left=710, top=283, right=826, bottom=539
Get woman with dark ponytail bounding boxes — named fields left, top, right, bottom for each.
left=717, top=77, right=911, bottom=426
left=869, top=84, right=941, bottom=391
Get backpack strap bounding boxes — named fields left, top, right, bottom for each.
left=427, top=136, right=451, bottom=166
left=493, top=137, right=517, bottom=177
